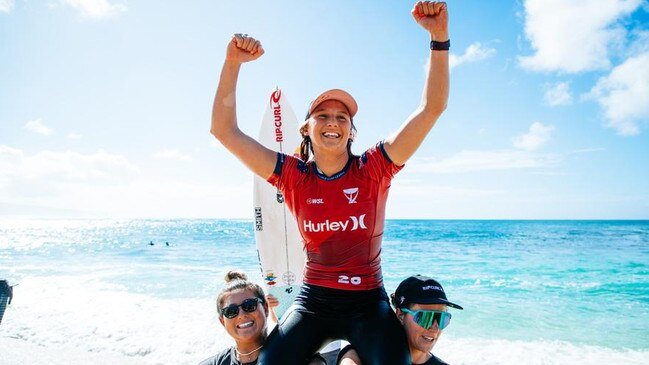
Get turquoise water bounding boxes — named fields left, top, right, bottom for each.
left=381, top=220, right=649, bottom=350
left=1, top=219, right=648, bottom=363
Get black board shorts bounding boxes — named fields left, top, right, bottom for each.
left=258, top=284, right=410, bottom=365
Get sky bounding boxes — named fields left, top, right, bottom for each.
left=0, top=0, right=648, bottom=219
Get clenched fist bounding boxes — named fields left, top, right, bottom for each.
left=411, top=1, right=448, bottom=40
left=226, top=33, right=265, bottom=64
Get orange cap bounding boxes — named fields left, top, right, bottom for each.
left=306, top=89, right=358, bottom=119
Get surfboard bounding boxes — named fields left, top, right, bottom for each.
left=253, top=88, right=305, bottom=320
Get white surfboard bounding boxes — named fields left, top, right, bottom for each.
left=253, top=88, right=305, bottom=320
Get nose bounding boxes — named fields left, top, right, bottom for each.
left=429, top=321, right=441, bottom=332
left=325, top=118, right=338, bottom=127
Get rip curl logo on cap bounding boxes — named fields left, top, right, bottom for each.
left=343, top=187, right=359, bottom=204
left=422, top=285, right=443, bottom=291
left=399, top=296, right=405, bottom=305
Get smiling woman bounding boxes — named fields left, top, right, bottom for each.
left=199, top=270, right=326, bottom=365
left=203, top=271, right=269, bottom=364
left=210, top=2, right=450, bottom=364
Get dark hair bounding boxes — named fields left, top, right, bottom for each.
left=390, top=293, right=401, bottom=309
left=299, top=121, right=357, bottom=162
left=216, top=270, right=266, bottom=316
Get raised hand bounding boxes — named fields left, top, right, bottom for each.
left=411, top=1, right=448, bottom=39
left=265, top=294, right=279, bottom=309
left=226, top=33, right=265, bottom=64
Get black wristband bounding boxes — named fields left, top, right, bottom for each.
left=430, top=39, right=450, bottom=51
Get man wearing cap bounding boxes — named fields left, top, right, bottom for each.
left=338, top=275, right=463, bottom=365
left=211, top=2, right=450, bottom=364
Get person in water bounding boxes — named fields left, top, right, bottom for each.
left=0, top=279, right=13, bottom=325
left=211, top=2, right=450, bottom=363
left=199, top=270, right=326, bottom=365
left=337, top=275, right=463, bottom=365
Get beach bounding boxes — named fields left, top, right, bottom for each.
left=1, top=219, right=648, bottom=364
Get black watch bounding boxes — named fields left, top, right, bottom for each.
left=430, top=40, right=450, bottom=51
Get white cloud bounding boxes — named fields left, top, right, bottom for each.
left=408, top=149, right=560, bottom=174
left=544, top=82, right=573, bottom=106
left=0, top=145, right=252, bottom=218
left=568, top=148, right=606, bottom=154
left=519, top=0, right=642, bottom=73
left=67, top=132, right=83, bottom=140
left=449, top=42, right=496, bottom=69
left=61, top=0, right=127, bottom=20
left=585, top=51, right=649, bottom=135
left=153, top=149, right=193, bottom=162
left=24, top=119, right=54, bottom=136
left=0, top=146, right=139, bottom=192
left=0, top=0, right=14, bottom=13
left=513, top=122, right=555, bottom=151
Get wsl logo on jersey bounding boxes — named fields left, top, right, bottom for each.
left=302, top=214, right=367, bottom=232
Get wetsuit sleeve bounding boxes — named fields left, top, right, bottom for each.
left=360, top=141, right=404, bottom=181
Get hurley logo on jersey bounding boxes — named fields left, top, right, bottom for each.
left=303, top=214, right=367, bottom=232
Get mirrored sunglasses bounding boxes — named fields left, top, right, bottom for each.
left=401, top=308, right=452, bottom=330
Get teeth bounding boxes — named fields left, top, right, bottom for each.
left=423, top=336, right=434, bottom=342
left=237, top=321, right=254, bottom=329
left=323, top=132, right=340, bottom=138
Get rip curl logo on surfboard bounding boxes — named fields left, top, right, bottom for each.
left=270, top=90, right=284, bottom=143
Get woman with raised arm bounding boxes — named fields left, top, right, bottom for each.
left=211, top=2, right=450, bottom=364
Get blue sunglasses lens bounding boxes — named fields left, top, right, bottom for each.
left=405, top=309, right=452, bottom=330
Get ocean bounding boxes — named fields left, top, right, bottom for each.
left=1, top=219, right=648, bottom=364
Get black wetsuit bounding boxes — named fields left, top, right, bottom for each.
left=198, top=347, right=257, bottom=365
left=259, top=284, right=410, bottom=365
left=0, top=280, right=13, bottom=325
left=200, top=346, right=327, bottom=365
left=338, top=344, right=450, bottom=365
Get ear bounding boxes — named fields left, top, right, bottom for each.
left=218, top=315, right=225, bottom=327
left=396, top=308, right=405, bottom=324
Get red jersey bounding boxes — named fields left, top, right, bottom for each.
left=268, top=142, right=403, bottom=290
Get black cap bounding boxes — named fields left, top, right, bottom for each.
left=394, top=275, right=463, bottom=310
